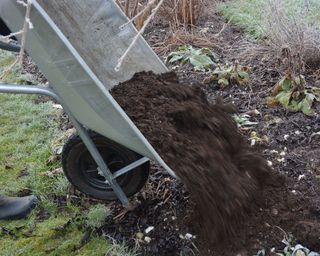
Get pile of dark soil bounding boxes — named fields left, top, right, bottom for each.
left=111, top=71, right=278, bottom=250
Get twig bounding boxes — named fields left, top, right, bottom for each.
left=214, top=15, right=233, bottom=38
left=115, top=0, right=165, bottom=72
left=0, top=0, right=32, bottom=80
left=18, top=0, right=33, bottom=64
left=0, top=30, right=23, bottom=43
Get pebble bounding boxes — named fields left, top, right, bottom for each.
left=144, top=236, right=151, bottom=243
left=185, top=233, right=193, bottom=239
left=277, top=158, right=285, bottom=162
left=145, top=226, right=154, bottom=234
left=271, top=208, right=278, bottom=215
left=267, top=161, right=273, bottom=166
left=295, top=250, right=306, bottom=256
left=284, top=134, right=290, bottom=140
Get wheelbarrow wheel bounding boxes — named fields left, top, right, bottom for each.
left=62, top=133, right=149, bottom=201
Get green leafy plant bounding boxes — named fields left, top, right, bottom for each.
left=267, top=73, right=320, bottom=115
left=233, top=114, right=258, bottom=129
left=167, top=45, right=215, bottom=71
left=207, top=63, right=250, bottom=87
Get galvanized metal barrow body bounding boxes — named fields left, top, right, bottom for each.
left=0, top=0, right=176, bottom=207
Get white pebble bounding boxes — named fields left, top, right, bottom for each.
left=145, top=226, right=154, bottom=234
left=185, top=233, right=193, bottom=239
left=144, top=236, right=151, bottom=243
left=267, top=161, right=273, bottom=166
left=298, top=174, right=305, bottom=181
left=277, top=158, right=285, bottom=162
left=284, top=134, right=290, bottom=140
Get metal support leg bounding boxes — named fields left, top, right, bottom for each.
left=0, top=84, right=130, bottom=207
left=67, top=117, right=129, bottom=206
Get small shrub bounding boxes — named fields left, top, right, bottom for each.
left=220, top=0, right=320, bottom=69
left=206, top=64, right=250, bottom=87
left=167, top=45, right=215, bottom=71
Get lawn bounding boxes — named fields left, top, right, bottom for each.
left=0, top=50, right=132, bottom=256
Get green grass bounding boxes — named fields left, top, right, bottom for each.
left=219, top=0, right=320, bottom=38
left=0, top=50, right=132, bottom=255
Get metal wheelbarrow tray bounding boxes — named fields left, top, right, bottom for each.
left=0, top=0, right=176, bottom=206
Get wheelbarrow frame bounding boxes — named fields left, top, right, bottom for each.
left=0, top=83, right=151, bottom=206
left=0, top=0, right=176, bottom=207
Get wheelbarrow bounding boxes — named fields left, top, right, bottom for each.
left=0, top=0, right=176, bottom=207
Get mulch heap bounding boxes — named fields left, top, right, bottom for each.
left=111, top=71, right=280, bottom=251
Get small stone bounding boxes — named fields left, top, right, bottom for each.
left=298, top=174, right=305, bottom=181
left=295, top=250, right=306, bottom=256
left=251, top=139, right=256, bottom=146
left=292, top=190, right=297, bottom=195
left=277, top=158, right=285, bottom=162
left=267, top=161, right=273, bottom=166
left=271, top=208, right=278, bottom=215
left=144, top=236, right=151, bottom=243
left=171, top=216, right=176, bottom=221
left=295, top=130, right=301, bottom=135
left=280, top=151, right=286, bottom=156
left=284, top=134, right=290, bottom=140
left=144, top=226, right=154, bottom=234
left=185, top=233, right=193, bottom=239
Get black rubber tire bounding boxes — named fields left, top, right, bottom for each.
left=62, top=133, right=150, bottom=200
left=0, top=41, right=20, bottom=52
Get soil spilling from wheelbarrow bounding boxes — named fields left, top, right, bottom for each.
left=111, top=71, right=280, bottom=248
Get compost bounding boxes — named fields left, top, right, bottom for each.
left=111, top=71, right=277, bottom=246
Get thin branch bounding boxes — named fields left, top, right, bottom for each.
left=115, top=0, right=165, bottom=72
left=18, top=0, right=32, bottom=64
left=0, top=30, right=23, bottom=43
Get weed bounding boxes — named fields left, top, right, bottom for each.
left=267, top=73, right=320, bottom=115
left=233, top=114, right=258, bottom=129
left=105, top=239, right=138, bottom=256
left=167, top=45, right=215, bottom=71
left=256, top=234, right=320, bottom=256
left=85, top=204, right=112, bottom=229
left=206, top=64, right=250, bottom=87
left=52, top=175, right=71, bottom=197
